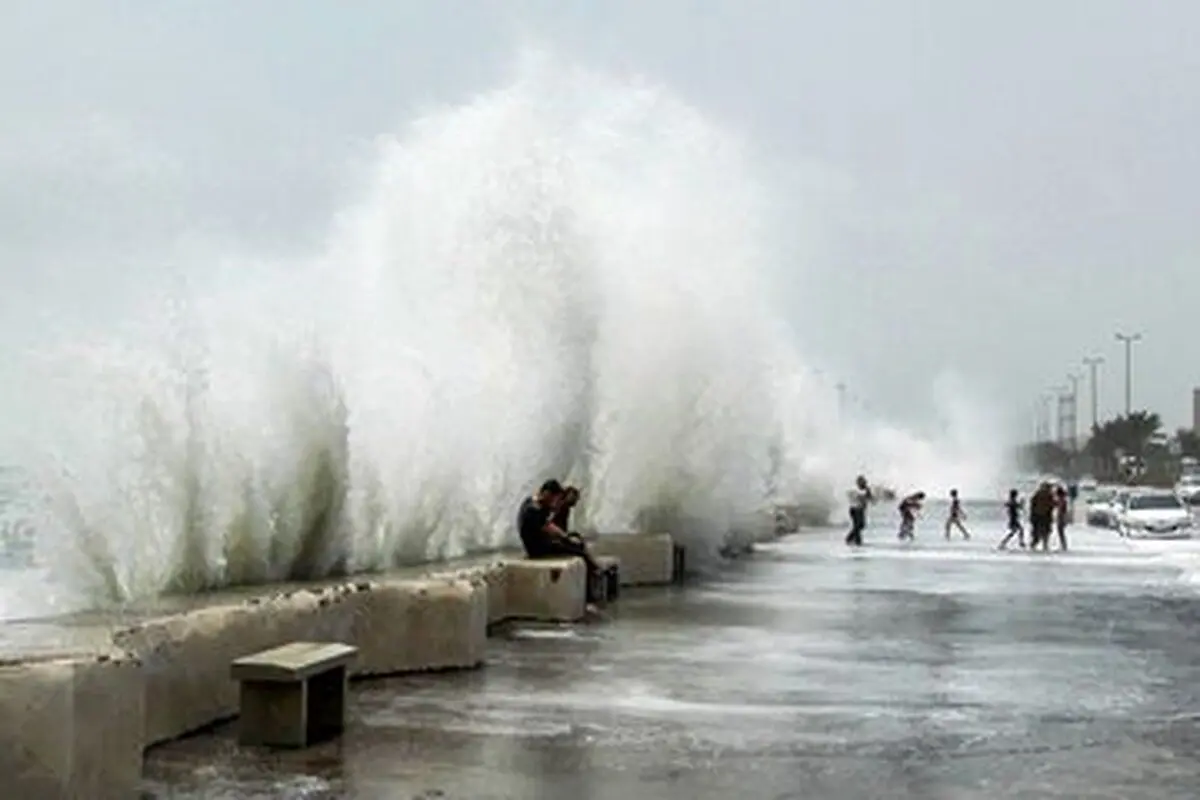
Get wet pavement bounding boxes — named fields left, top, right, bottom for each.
left=143, top=513, right=1200, bottom=799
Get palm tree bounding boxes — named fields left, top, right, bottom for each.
left=1085, top=411, right=1162, bottom=480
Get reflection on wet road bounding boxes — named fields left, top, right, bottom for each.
left=145, top=520, right=1200, bottom=799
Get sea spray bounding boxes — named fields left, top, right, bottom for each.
left=5, top=52, right=1005, bottom=609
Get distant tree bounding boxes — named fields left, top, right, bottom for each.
left=1176, top=427, right=1200, bottom=458
left=1028, top=440, right=1074, bottom=474
left=1085, top=411, right=1162, bottom=461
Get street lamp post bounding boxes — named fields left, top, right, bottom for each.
left=1039, top=394, right=1054, bottom=443
left=1082, top=356, right=1104, bottom=432
left=1114, top=332, right=1143, bottom=416
left=1051, top=385, right=1070, bottom=446
left=1065, top=373, right=1082, bottom=450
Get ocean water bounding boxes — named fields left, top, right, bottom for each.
left=0, top=51, right=1009, bottom=618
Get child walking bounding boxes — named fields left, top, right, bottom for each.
left=998, top=488, right=1025, bottom=549
left=944, top=488, right=971, bottom=540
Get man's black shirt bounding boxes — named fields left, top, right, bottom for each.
left=1005, top=498, right=1020, bottom=528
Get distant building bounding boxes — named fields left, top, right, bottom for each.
left=1194, top=387, right=1200, bottom=432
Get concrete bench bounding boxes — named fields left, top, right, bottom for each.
left=230, top=641, right=357, bottom=748
left=505, top=559, right=588, bottom=621
left=586, top=533, right=683, bottom=586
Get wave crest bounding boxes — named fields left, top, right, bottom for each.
left=7, top=52, right=1005, bottom=608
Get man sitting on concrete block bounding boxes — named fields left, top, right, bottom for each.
left=554, top=485, right=620, bottom=602
left=551, top=485, right=586, bottom=544
left=518, top=479, right=605, bottom=602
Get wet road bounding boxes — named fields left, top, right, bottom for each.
left=144, top=515, right=1200, bottom=799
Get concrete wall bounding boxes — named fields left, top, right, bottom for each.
left=113, top=585, right=363, bottom=747
left=0, top=538, right=684, bottom=798
left=0, top=653, right=143, bottom=799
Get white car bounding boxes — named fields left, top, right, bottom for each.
left=1085, top=488, right=1120, bottom=528
left=1175, top=476, right=1200, bottom=505
left=1113, top=491, right=1194, bottom=539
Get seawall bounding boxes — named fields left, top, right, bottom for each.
left=0, top=532, right=683, bottom=799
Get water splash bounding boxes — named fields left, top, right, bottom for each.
left=5, top=51, right=1006, bottom=609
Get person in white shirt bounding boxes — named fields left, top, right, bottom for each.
left=845, top=475, right=873, bottom=546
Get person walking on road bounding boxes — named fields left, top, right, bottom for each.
left=944, top=489, right=971, bottom=540
left=845, top=475, right=873, bottom=547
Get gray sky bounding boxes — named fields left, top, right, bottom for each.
left=3, top=1, right=1198, bottom=434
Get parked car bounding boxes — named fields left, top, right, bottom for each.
left=1175, top=475, right=1200, bottom=505
left=1085, top=488, right=1120, bottom=528
left=1113, top=490, right=1193, bottom=539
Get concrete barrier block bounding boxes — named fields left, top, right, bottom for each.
left=434, top=560, right=510, bottom=627
left=114, top=585, right=362, bottom=746
left=588, top=533, right=678, bottom=585
left=504, top=559, right=587, bottom=622
left=0, top=653, right=143, bottom=799
left=481, top=562, right=510, bottom=626
left=352, top=575, right=487, bottom=676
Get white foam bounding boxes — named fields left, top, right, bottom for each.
left=4, top=49, right=1007, bottom=606
left=506, top=627, right=584, bottom=641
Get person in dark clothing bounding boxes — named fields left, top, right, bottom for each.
left=517, top=479, right=564, bottom=555
left=551, top=486, right=581, bottom=534
left=1054, top=484, right=1071, bottom=551
left=517, top=479, right=603, bottom=575
left=998, top=488, right=1025, bottom=549
left=552, top=486, right=595, bottom=554
left=1028, top=482, right=1055, bottom=551
left=944, top=489, right=971, bottom=540
left=845, top=475, right=873, bottom=546
left=897, top=491, right=925, bottom=541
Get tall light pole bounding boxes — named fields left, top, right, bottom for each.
left=1114, top=332, right=1143, bottom=416
left=1082, top=356, right=1104, bottom=432
left=1037, top=394, right=1054, bottom=442
left=1051, top=385, right=1069, bottom=446
left=1065, top=372, right=1082, bottom=450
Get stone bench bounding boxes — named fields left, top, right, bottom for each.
left=504, top=558, right=588, bottom=622
left=230, top=641, right=357, bottom=748
left=586, top=533, right=684, bottom=586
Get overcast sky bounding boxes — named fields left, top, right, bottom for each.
left=3, top=1, right=1199, bottom=435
